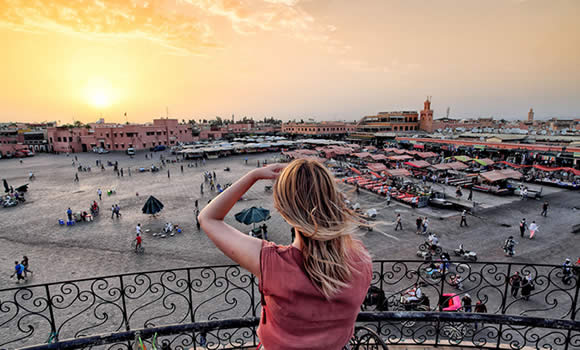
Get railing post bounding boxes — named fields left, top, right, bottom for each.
left=251, top=274, right=257, bottom=346
left=119, top=276, right=130, bottom=331
left=187, top=269, right=197, bottom=350
left=434, top=261, right=447, bottom=347
left=44, top=285, right=58, bottom=344
left=496, top=263, right=512, bottom=349
left=564, top=274, right=580, bottom=350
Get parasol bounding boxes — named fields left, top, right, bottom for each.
left=142, top=196, right=164, bottom=215
left=235, top=207, right=270, bottom=229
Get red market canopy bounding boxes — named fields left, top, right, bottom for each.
left=345, top=144, right=361, bottom=149
left=446, top=161, right=468, bottom=170
left=367, top=163, right=388, bottom=172
left=416, top=152, right=438, bottom=158
left=533, top=165, right=580, bottom=176
left=370, top=154, right=388, bottom=161
left=385, top=169, right=411, bottom=177
left=351, top=152, right=372, bottom=159
left=413, top=144, right=425, bottom=149
left=388, top=155, right=413, bottom=161
left=480, top=169, right=522, bottom=183
left=404, top=160, right=432, bottom=168
left=430, top=163, right=451, bottom=170
left=392, top=149, right=408, bottom=154
left=350, top=167, right=362, bottom=175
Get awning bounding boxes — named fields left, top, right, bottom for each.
left=351, top=152, right=372, bottom=159
left=370, top=154, right=388, bottom=161
left=533, top=165, right=580, bottom=176
left=404, top=160, right=431, bottom=168
left=388, top=155, right=413, bottom=161
left=446, top=161, right=468, bottom=170
left=385, top=169, right=410, bottom=177
left=367, top=163, right=387, bottom=172
left=453, top=155, right=472, bottom=162
left=413, top=144, right=425, bottom=149
left=480, top=169, right=522, bottom=182
left=415, top=151, right=438, bottom=158
left=430, top=163, right=451, bottom=170
left=473, top=158, right=495, bottom=166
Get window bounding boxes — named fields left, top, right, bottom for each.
left=106, top=133, right=109, bottom=138
left=114, top=133, right=117, bottom=137
left=68, top=137, right=73, bottom=142
left=143, top=143, right=146, bottom=147
left=57, top=137, right=61, bottom=142
left=121, top=144, right=124, bottom=148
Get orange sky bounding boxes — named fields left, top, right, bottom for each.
left=0, top=0, right=579, bottom=123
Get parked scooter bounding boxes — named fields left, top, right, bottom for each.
left=453, top=244, right=477, bottom=262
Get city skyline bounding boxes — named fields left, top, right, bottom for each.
left=1, top=0, right=579, bottom=123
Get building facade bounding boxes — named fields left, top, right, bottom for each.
left=281, top=122, right=355, bottom=135
left=47, top=119, right=195, bottom=153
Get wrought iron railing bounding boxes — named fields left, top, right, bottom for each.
left=1, top=260, right=579, bottom=349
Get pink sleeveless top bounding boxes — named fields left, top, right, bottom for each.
left=257, top=241, right=372, bottom=350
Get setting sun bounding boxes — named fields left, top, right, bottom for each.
left=85, top=77, right=113, bottom=109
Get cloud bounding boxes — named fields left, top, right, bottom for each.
left=0, top=0, right=216, bottom=54
left=0, top=0, right=343, bottom=55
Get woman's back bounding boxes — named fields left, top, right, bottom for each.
left=258, top=242, right=372, bottom=350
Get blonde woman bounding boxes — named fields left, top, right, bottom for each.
left=199, top=159, right=372, bottom=350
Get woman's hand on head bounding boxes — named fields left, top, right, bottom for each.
left=252, top=163, right=286, bottom=181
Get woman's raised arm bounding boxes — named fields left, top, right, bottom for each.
left=198, top=164, right=286, bottom=278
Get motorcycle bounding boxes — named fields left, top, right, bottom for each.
left=418, top=239, right=442, bottom=255
left=453, top=244, right=477, bottom=262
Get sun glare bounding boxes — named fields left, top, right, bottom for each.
left=85, top=77, right=113, bottom=108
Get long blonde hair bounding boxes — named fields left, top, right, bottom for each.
left=273, top=159, right=371, bottom=299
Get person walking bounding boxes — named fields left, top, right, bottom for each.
left=98, top=188, right=102, bottom=201
left=415, top=217, right=423, bottom=235
left=197, top=160, right=372, bottom=350
left=541, top=201, right=549, bottom=217
left=422, top=217, right=429, bottom=234
left=167, top=169, right=170, bottom=178
left=66, top=208, right=73, bottom=222
left=261, top=224, right=269, bottom=241
left=74, top=173, right=79, bottom=182
left=181, top=165, right=184, bottom=173
left=386, top=192, right=391, bottom=206
left=395, top=214, right=403, bottom=231
left=115, top=204, right=121, bottom=218
left=462, top=294, right=472, bottom=312
left=136, top=223, right=142, bottom=236
left=468, top=188, right=473, bottom=201
left=195, top=199, right=199, bottom=209
left=213, top=171, right=216, bottom=181
left=520, top=273, right=534, bottom=300
left=519, top=219, right=527, bottom=238
left=21, top=256, right=32, bottom=278
left=460, top=210, right=468, bottom=227
left=529, top=221, right=538, bottom=239
left=11, top=261, right=26, bottom=283
left=111, top=205, right=116, bottom=219
left=510, top=272, right=522, bottom=298
left=474, top=300, right=488, bottom=330
left=563, top=258, right=573, bottom=285
left=200, top=183, right=204, bottom=195
left=120, top=168, right=123, bottom=177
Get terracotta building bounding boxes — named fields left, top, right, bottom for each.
left=355, top=98, right=434, bottom=134
left=47, top=119, right=195, bottom=153
left=282, top=121, right=355, bottom=135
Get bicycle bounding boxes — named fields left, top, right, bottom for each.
left=131, top=240, right=145, bottom=254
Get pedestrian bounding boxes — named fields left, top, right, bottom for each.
left=541, top=201, right=549, bottom=217
left=245, top=157, right=248, bottom=164
left=460, top=210, right=468, bottom=227
left=563, top=258, right=573, bottom=285
left=168, top=169, right=170, bottom=178
left=519, top=218, right=527, bottom=238
left=468, top=188, right=473, bottom=201
left=529, top=221, right=538, bottom=239
left=115, top=204, right=121, bottom=218
left=11, top=261, right=26, bottom=283
left=21, top=256, right=32, bottom=278
left=111, top=205, right=116, bottom=219
left=181, top=165, right=184, bottom=173
left=395, top=214, right=403, bottom=231
left=213, top=171, right=216, bottom=181
left=520, top=273, right=534, bottom=300
left=120, top=168, right=123, bottom=177
left=461, top=294, right=472, bottom=312
left=386, top=192, right=391, bottom=206
left=200, top=183, right=204, bottom=195
left=74, top=173, right=79, bottom=182
left=136, top=223, right=142, bottom=235
left=474, top=300, right=487, bottom=330
left=415, top=217, right=423, bottom=234
left=257, top=160, right=260, bottom=167
left=98, top=188, right=102, bottom=200
left=422, top=217, right=429, bottom=234
left=510, top=272, right=522, bottom=298
left=128, top=168, right=131, bottom=176
left=261, top=224, right=269, bottom=241
left=195, top=199, right=199, bottom=209
left=67, top=208, right=72, bottom=222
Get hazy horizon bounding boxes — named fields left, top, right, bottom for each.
left=1, top=0, right=579, bottom=124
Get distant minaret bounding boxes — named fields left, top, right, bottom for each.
left=232, top=114, right=235, bottom=123
left=528, top=108, right=534, bottom=123
left=420, top=96, right=434, bottom=132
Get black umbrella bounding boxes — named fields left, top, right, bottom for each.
left=15, top=184, right=29, bottom=193
left=235, top=207, right=270, bottom=229
left=142, top=196, right=164, bottom=215
left=3, top=179, right=8, bottom=193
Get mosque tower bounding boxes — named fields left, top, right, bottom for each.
left=419, top=97, right=434, bottom=132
